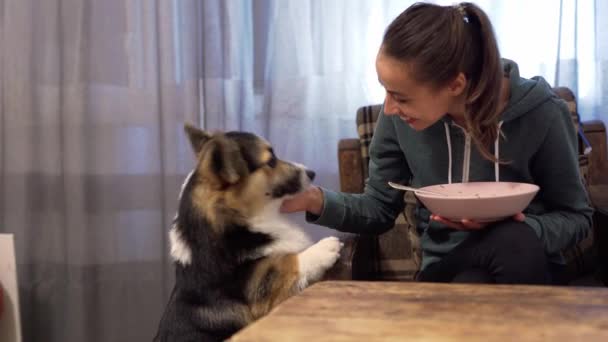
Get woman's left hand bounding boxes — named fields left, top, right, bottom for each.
left=431, top=212, right=526, bottom=230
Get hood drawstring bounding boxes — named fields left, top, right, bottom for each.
left=444, top=121, right=504, bottom=184
left=444, top=122, right=453, bottom=184
left=494, top=121, right=504, bottom=182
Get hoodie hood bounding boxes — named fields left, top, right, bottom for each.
left=440, top=58, right=557, bottom=184
left=501, top=58, right=555, bottom=123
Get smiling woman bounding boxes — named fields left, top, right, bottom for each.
left=281, top=1, right=594, bottom=286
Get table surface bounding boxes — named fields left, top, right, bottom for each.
left=231, top=280, right=608, bottom=341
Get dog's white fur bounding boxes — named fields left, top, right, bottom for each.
left=248, top=199, right=342, bottom=290
left=297, top=236, right=342, bottom=289
left=248, top=200, right=312, bottom=256
left=169, top=170, right=196, bottom=266
left=169, top=225, right=192, bottom=265
left=248, top=202, right=342, bottom=290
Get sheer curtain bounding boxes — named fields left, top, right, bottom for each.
left=202, top=0, right=402, bottom=240
left=473, top=0, right=606, bottom=121
left=1, top=1, right=606, bottom=341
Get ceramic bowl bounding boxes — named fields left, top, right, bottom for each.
left=414, top=182, right=539, bottom=223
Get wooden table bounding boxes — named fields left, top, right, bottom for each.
left=231, top=281, right=608, bottom=341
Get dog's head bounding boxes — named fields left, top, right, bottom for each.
left=182, top=124, right=315, bottom=223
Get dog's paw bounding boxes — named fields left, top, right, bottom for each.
left=313, top=236, right=343, bottom=260
left=297, top=237, right=343, bottom=287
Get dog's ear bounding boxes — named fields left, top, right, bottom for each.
left=184, top=123, right=211, bottom=154
left=201, top=135, right=249, bottom=187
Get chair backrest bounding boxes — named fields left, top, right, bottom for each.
left=355, top=105, right=383, bottom=180
left=552, top=87, right=591, bottom=186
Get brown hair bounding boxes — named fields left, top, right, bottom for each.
left=382, top=2, right=503, bottom=161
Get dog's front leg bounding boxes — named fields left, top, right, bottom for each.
left=297, top=236, right=343, bottom=290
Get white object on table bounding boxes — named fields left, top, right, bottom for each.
left=0, top=234, right=22, bottom=342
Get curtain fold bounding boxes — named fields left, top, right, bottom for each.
left=1, top=0, right=201, bottom=341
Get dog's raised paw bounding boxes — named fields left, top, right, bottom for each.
left=314, top=236, right=343, bottom=255
left=297, top=237, right=343, bottom=287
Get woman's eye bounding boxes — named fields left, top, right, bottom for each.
left=391, top=93, right=409, bottom=104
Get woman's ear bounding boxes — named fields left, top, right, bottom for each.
left=447, top=72, right=467, bottom=97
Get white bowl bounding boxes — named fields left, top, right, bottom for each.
left=414, top=182, right=539, bottom=223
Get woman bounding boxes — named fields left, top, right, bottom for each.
left=281, top=2, right=593, bottom=284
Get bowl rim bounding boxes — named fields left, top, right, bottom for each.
left=416, top=181, right=540, bottom=200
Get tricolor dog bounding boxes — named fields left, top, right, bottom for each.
left=154, top=124, right=342, bottom=341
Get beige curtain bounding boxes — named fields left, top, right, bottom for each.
left=1, top=1, right=202, bottom=341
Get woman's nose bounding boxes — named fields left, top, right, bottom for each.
left=383, top=94, right=399, bottom=115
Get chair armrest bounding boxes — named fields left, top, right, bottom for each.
left=588, top=185, right=608, bottom=285
left=329, top=139, right=370, bottom=280
left=338, top=138, right=364, bottom=193
left=582, top=120, right=608, bottom=185
left=324, top=233, right=357, bottom=280
left=582, top=120, right=606, bottom=133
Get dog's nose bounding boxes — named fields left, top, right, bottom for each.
left=305, top=170, right=316, bottom=181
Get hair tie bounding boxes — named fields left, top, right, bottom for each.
left=456, top=4, right=470, bottom=23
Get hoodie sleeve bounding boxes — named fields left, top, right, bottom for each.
left=306, top=109, right=411, bottom=234
left=524, top=99, right=594, bottom=255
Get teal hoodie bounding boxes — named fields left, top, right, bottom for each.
left=309, top=59, right=594, bottom=270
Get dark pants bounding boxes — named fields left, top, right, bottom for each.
left=417, top=220, right=553, bottom=285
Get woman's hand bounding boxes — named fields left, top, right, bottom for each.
left=431, top=212, right=526, bottom=230
left=280, top=186, right=324, bottom=215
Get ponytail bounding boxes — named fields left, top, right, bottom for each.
left=458, top=3, right=503, bottom=162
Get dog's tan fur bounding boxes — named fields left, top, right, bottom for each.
left=246, top=254, right=301, bottom=319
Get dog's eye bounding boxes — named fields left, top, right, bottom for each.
left=265, top=148, right=278, bottom=168
left=267, top=155, right=277, bottom=168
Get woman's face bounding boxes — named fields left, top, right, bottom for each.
left=375, top=50, right=465, bottom=131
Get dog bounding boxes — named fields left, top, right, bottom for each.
left=153, top=124, right=342, bottom=341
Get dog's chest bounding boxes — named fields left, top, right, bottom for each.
left=248, top=211, right=311, bottom=256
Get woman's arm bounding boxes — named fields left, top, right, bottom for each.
left=283, top=108, right=412, bottom=235
left=524, top=99, right=594, bottom=255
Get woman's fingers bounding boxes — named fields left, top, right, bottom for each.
left=513, top=212, right=526, bottom=222
left=460, top=219, right=487, bottom=230
left=431, top=215, right=465, bottom=230
left=431, top=213, right=525, bottom=230
left=431, top=215, right=488, bottom=230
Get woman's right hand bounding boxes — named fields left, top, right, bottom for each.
left=280, top=186, right=324, bottom=215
